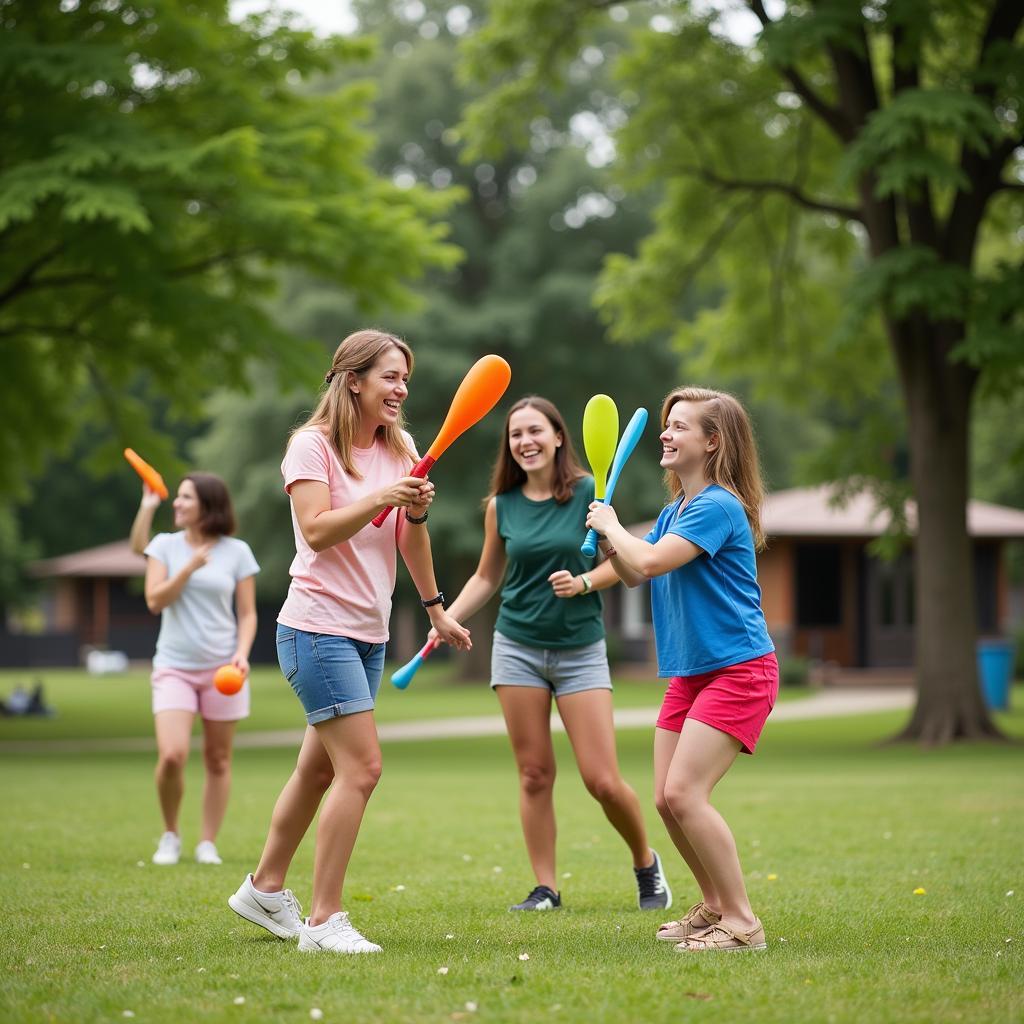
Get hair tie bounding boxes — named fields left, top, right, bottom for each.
left=325, top=370, right=336, bottom=384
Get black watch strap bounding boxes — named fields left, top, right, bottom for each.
left=421, top=591, right=445, bottom=608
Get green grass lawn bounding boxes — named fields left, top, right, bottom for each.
left=0, top=664, right=816, bottom=742
left=1, top=699, right=1022, bottom=1023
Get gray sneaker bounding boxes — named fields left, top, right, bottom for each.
left=634, top=850, right=672, bottom=911
left=228, top=874, right=303, bottom=940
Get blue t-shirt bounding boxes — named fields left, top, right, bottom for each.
left=645, top=485, right=774, bottom=676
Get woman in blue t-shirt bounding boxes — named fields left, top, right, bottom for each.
left=587, top=387, right=778, bottom=953
left=431, top=396, right=670, bottom=913
left=130, top=473, right=259, bottom=868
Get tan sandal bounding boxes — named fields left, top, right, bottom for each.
left=655, top=901, right=722, bottom=943
left=675, top=918, right=767, bottom=952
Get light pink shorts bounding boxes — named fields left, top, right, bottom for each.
left=151, top=665, right=251, bottom=722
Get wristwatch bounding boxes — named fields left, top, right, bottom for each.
left=421, top=591, right=445, bottom=608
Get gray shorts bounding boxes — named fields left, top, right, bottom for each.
left=490, top=630, right=612, bottom=696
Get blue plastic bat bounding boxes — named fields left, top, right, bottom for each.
left=390, top=638, right=438, bottom=690
left=581, top=407, right=648, bottom=557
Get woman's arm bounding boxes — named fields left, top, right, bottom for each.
left=231, top=575, right=257, bottom=676
left=144, top=542, right=213, bottom=614
left=548, top=554, right=622, bottom=597
left=586, top=503, right=703, bottom=581
left=290, top=476, right=432, bottom=552
left=440, top=499, right=507, bottom=623
left=129, top=486, right=162, bottom=556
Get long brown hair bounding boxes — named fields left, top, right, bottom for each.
left=487, top=396, right=586, bottom=504
left=183, top=473, right=236, bottom=537
left=292, top=329, right=417, bottom=477
left=661, top=387, right=766, bottom=550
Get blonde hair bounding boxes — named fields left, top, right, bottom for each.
left=661, top=387, right=766, bottom=550
left=292, top=329, right=417, bottom=477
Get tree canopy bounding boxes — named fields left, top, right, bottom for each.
left=0, top=0, right=461, bottom=499
left=460, top=0, right=1024, bottom=742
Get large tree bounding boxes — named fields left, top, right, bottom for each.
left=0, top=0, right=460, bottom=499
left=460, top=0, right=1024, bottom=744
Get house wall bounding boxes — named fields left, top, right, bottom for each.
left=758, top=540, right=793, bottom=655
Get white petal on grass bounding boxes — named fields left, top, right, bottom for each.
left=22, top=862, right=30, bottom=869
left=122, top=1013, right=135, bottom=1019
left=394, top=884, right=406, bottom=891
left=234, top=996, right=246, bottom=1005
left=518, top=953, right=530, bottom=961
left=437, top=966, right=449, bottom=975
left=562, top=873, right=572, bottom=879
left=445, top=933, right=455, bottom=940
left=136, top=861, right=146, bottom=867
left=1007, top=890, right=1015, bottom=897
left=197, top=967, right=206, bottom=973
left=493, top=866, right=503, bottom=873
left=465, top=1002, right=478, bottom=1012
left=462, top=854, right=472, bottom=862
left=310, top=1010, right=324, bottom=1021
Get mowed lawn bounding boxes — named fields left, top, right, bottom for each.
left=1, top=689, right=1022, bottom=1023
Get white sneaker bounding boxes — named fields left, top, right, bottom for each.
left=228, top=874, right=303, bottom=940
left=152, top=831, right=181, bottom=866
left=298, top=912, right=382, bottom=954
left=195, top=841, right=223, bottom=865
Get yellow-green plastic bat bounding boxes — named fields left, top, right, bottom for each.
left=582, top=394, right=619, bottom=501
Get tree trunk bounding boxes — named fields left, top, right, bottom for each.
left=890, top=321, right=1004, bottom=744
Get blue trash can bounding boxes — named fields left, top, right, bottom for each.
left=977, top=639, right=1015, bottom=711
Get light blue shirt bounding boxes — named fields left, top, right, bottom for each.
left=645, top=485, right=774, bottom=676
left=145, top=532, right=260, bottom=669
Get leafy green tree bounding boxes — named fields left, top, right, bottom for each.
left=461, top=0, right=1024, bottom=743
left=0, top=0, right=460, bottom=500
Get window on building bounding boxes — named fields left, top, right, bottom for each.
left=795, top=543, right=842, bottom=627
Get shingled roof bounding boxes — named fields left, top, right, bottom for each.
left=628, top=484, right=1024, bottom=540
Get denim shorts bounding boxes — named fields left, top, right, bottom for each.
left=490, top=630, right=612, bottom=696
left=276, top=624, right=386, bottom=725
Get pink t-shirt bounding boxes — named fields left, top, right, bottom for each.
left=277, top=428, right=416, bottom=642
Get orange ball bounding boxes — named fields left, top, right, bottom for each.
left=213, top=664, right=245, bottom=696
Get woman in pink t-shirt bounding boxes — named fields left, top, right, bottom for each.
left=229, top=329, right=470, bottom=956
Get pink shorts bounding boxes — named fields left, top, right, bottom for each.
left=655, top=653, right=778, bottom=754
left=151, top=666, right=251, bottom=722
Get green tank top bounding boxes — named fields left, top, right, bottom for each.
left=494, top=476, right=604, bottom=649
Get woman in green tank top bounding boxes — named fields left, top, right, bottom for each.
left=429, top=396, right=671, bottom=913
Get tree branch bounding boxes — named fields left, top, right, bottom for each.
left=891, top=20, right=937, bottom=248
left=673, top=194, right=760, bottom=301
left=944, top=0, right=1024, bottom=264
left=0, top=243, right=65, bottom=308
left=678, top=164, right=862, bottom=221
left=745, top=0, right=853, bottom=142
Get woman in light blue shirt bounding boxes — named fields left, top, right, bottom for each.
left=130, top=472, right=259, bottom=868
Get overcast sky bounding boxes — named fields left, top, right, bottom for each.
left=230, top=0, right=358, bottom=36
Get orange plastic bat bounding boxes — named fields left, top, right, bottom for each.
left=124, top=448, right=169, bottom=500
left=372, top=354, right=512, bottom=527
